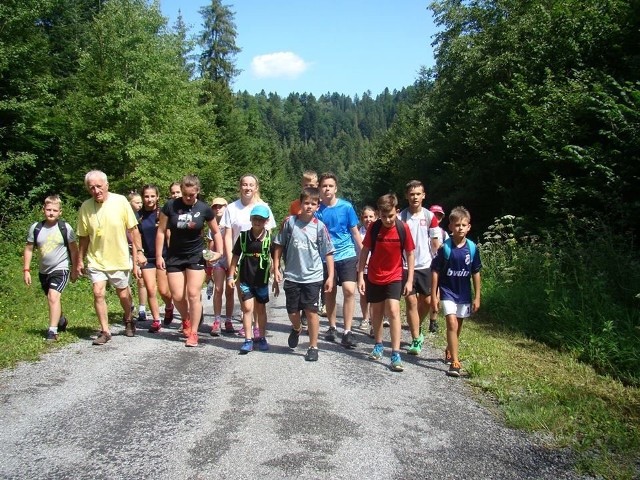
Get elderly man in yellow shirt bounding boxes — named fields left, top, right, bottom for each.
left=76, top=170, right=146, bottom=345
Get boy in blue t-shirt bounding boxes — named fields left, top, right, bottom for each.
left=431, top=206, right=482, bottom=377
left=274, top=187, right=335, bottom=361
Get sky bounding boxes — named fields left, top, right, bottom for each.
left=159, top=0, right=438, bottom=98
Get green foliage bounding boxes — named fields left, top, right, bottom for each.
left=481, top=215, right=640, bottom=386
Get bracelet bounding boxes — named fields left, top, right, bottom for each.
left=137, top=249, right=144, bottom=253
left=23, top=268, right=30, bottom=272
left=227, top=276, right=234, bottom=281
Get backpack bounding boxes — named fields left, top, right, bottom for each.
left=368, top=218, right=407, bottom=254
left=280, top=215, right=321, bottom=262
left=441, top=237, right=476, bottom=262
left=239, top=229, right=272, bottom=283
left=33, top=220, right=71, bottom=258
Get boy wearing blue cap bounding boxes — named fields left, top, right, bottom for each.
left=227, top=204, right=277, bottom=354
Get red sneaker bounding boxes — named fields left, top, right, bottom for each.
left=185, top=332, right=198, bottom=347
left=181, top=318, right=192, bottom=338
left=163, top=306, right=174, bottom=326
left=148, top=320, right=161, bottom=333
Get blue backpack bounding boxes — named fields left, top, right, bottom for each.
left=441, top=238, right=476, bottom=262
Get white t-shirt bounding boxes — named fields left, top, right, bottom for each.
left=220, top=199, right=276, bottom=246
left=399, top=207, right=439, bottom=270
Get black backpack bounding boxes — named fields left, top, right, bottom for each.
left=33, top=220, right=71, bottom=257
left=368, top=218, right=407, bottom=254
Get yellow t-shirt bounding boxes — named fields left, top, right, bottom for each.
left=77, top=193, right=138, bottom=271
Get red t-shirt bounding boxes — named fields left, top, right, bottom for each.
left=364, top=221, right=415, bottom=285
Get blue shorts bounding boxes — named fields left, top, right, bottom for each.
left=238, top=283, right=269, bottom=304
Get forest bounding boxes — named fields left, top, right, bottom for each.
left=2, top=0, right=640, bottom=379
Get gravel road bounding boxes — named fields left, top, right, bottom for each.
left=0, top=288, right=588, bottom=479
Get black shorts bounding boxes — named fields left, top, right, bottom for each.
left=325, top=256, right=357, bottom=286
left=366, top=279, right=402, bottom=303
left=165, top=252, right=206, bottom=273
left=405, top=268, right=432, bottom=296
left=39, top=270, right=70, bottom=295
left=284, top=280, right=322, bottom=314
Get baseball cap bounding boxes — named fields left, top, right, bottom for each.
left=429, top=204, right=445, bottom=215
left=250, top=204, right=270, bottom=219
left=211, top=197, right=227, bottom=207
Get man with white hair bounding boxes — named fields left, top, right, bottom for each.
left=76, top=170, right=145, bottom=345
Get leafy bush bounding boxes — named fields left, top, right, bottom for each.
left=481, top=215, right=640, bottom=386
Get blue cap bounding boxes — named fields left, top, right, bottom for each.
left=250, top=204, right=270, bottom=219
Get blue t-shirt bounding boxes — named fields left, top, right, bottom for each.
left=137, top=208, right=166, bottom=260
left=316, top=198, right=359, bottom=262
left=431, top=239, right=482, bottom=304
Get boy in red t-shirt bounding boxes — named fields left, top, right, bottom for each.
left=358, top=194, right=415, bottom=371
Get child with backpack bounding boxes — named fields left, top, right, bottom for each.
left=274, top=187, right=335, bottom=362
left=358, top=194, right=415, bottom=372
left=227, top=204, right=276, bottom=354
left=23, top=195, right=79, bottom=341
left=431, top=206, right=482, bottom=377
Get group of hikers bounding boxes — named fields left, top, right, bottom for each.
left=23, top=169, right=481, bottom=375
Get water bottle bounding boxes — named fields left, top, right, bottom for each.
left=203, top=249, right=215, bottom=261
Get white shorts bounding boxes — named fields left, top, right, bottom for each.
left=441, top=300, right=472, bottom=318
left=86, top=267, right=131, bottom=290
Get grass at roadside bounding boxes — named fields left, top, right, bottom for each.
left=428, top=314, right=640, bottom=480
left=0, top=268, right=122, bottom=370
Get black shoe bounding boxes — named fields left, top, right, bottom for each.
left=288, top=327, right=301, bottom=348
left=341, top=331, right=357, bottom=349
left=300, top=311, right=308, bottom=327
left=305, top=347, right=319, bottom=362
left=46, top=330, right=58, bottom=341
left=429, top=319, right=438, bottom=333
left=324, top=326, right=336, bottom=342
left=58, top=316, right=67, bottom=332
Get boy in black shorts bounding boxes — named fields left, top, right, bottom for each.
left=274, top=187, right=335, bottom=361
left=23, top=195, right=79, bottom=341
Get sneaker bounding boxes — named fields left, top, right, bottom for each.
left=407, top=333, right=424, bottom=355
left=288, top=327, right=301, bottom=348
left=305, top=347, right=319, bottom=362
left=237, top=326, right=246, bottom=337
left=369, top=343, right=384, bottom=360
left=239, top=339, right=253, bottom=354
left=92, top=331, right=112, bottom=345
left=163, top=306, right=174, bottom=326
left=428, top=319, right=438, bottom=334
left=318, top=304, right=327, bottom=317
left=390, top=352, right=404, bottom=372
left=148, top=320, right=161, bottom=333
left=46, top=330, right=58, bottom=341
left=124, top=320, right=136, bottom=337
left=58, top=316, right=68, bottom=332
left=341, top=331, right=357, bottom=349
left=300, top=311, right=308, bottom=327
left=224, top=319, right=235, bottom=333
left=210, top=318, right=221, bottom=336
left=444, top=348, right=452, bottom=365
left=181, top=318, right=192, bottom=338
left=185, top=332, right=199, bottom=347
left=257, top=337, right=269, bottom=351
left=447, top=360, right=461, bottom=377
left=253, top=326, right=260, bottom=340
left=368, top=326, right=374, bottom=338
left=382, top=318, right=390, bottom=327
left=359, top=319, right=370, bottom=332
left=353, top=318, right=363, bottom=329
left=137, top=310, right=147, bottom=323
left=324, top=326, right=336, bottom=342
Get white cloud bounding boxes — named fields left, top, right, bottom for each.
left=251, top=52, right=310, bottom=79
